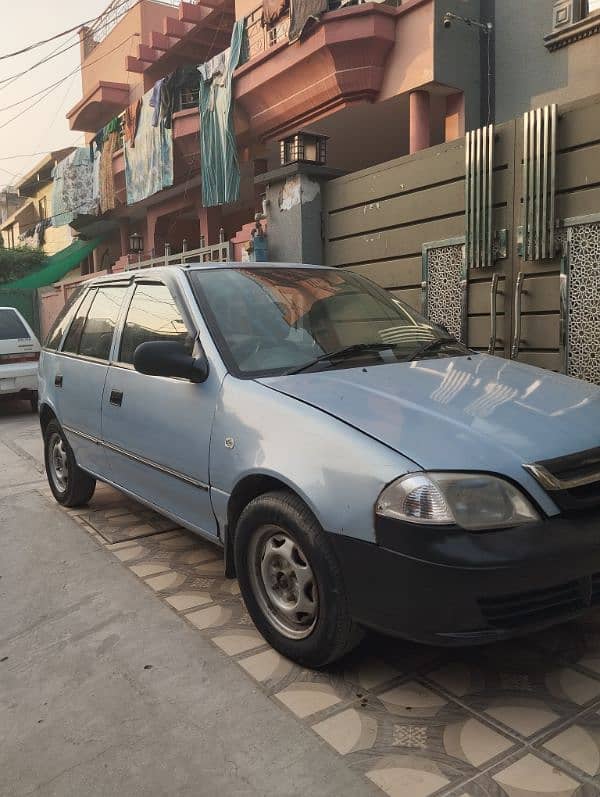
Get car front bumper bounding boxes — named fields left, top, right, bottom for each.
left=327, top=509, right=600, bottom=645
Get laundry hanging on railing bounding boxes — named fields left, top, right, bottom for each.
left=288, top=0, right=328, bottom=42
left=124, top=99, right=142, bottom=146
left=263, top=0, right=286, bottom=24
left=99, top=128, right=120, bottom=214
left=125, top=86, right=174, bottom=205
left=51, top=148, right=97, bottom=227
left=198, top=20, right=244, bottom=208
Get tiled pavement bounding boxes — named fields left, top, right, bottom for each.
left=44, top=481, right=600, bottom=797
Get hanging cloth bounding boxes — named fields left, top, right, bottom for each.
left=124, top=99, right=142, bottom=146
left=125, top=87, right=174, bottom=205
left=263, top=0, right=286, bottom=24
left=51, top=148, right=97, bottom=227
left=288, top=0, right=328, bottom=42
left=99, top=129, right=120, bottom=213
left=149, top=78, right=165, bottom=127
left=198, top=20, right=244, bottom=208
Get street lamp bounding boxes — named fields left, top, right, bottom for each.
left=129, top=232, right=144, bottom=254
left=279, top=132, right=328, bottom=167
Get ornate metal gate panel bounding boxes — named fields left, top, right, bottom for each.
left=421, top=238, right=466, bottom=342
left=562, top=217, right=600, bottom=384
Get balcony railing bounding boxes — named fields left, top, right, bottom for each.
left=83, top=0, right=199, bottom=59
left=240, top=3, right=291, bottom=64
left=239, top=0, right=402, bottom=65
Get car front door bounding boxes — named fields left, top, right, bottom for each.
left=55, top=283, right=129, bottom=476
left=101, top=276, right=220, bottom=538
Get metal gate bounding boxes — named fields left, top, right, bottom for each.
left=323, top=94, right=600, bottom=384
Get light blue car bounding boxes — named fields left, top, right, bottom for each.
left=39, top=264, right=600, bottom=667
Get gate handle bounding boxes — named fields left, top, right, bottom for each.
left=488, top=274, right=500, bottom=355
left=511, top=272, right=526, bottom=358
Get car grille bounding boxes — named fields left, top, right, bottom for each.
left=478, top=580, right=586, bottom=629
left=524, top=445, right=600, bottom=513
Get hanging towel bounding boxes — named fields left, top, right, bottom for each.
left=124, top=99, right=142, bottom=146
left=198, top=20, right=244, bottom=208
left=99, top=130, right=120, bottom=213
left=125, top=87, right=174, bottom=205
left=288, top=0, right=328, bottom=42
left=263, top=0, right=286, bottom=24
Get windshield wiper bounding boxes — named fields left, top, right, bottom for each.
left=285, top=343, right=397, bottom=375
left=406, top=336, right=461, bottom=362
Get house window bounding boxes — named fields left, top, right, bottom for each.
left=38, top=196, right=47, bottom=220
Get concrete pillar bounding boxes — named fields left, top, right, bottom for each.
left=119, top=219, right=130, bottom=258
left=409, top=90, right=431, bottom=154
left=198, top=206, right=222, bottom=246
left=445, top=92, right=465, bottom=143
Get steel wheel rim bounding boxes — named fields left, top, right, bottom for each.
left=49, top=432, right=69, bottom=494
left=248, top=525, right=318, bottom=640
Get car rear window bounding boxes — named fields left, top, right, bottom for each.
left=0, top=309, right=29, bottom=341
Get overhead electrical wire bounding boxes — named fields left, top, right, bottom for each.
left=0, top=33, right=140, bottom=131
left=0, top=0, right=141, bottom=88
left=0, top=0, right=137, bottom=63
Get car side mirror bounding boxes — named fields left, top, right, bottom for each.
left=133, top=341, right=209, bottom=383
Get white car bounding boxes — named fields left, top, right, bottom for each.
left=0, top=306, right=41, bottom=411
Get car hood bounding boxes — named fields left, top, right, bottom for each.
left=259, top=355, right=600, bottom=489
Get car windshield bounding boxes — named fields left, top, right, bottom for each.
left=190, top=267, right=467, bottom=377
left=0, top=309, right=30, bottom=341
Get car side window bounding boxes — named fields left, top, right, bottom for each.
left=78, top=286, right=128, bottom=361
left=62, top=289, right=96, bottom=354
left=119, top=282, right=193, bottom=365
left=45, top=286, right=85, bottom=351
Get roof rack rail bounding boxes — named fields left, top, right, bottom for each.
left=126, top=241, right=233, bottom=271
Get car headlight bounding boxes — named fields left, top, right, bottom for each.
left=376, top=472, right=540, bottom=530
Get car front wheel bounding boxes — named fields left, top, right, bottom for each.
left=44, top=419, right=96, bottom=507
left=234, top=490, right=363, bottom=668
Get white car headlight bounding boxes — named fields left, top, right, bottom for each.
left=376, top=472, right=540, bottom=531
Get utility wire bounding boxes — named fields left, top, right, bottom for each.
left=0, top=33, right=139, bottom=130
left=0, top=0, right=137, bottom=63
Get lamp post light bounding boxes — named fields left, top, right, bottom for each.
left=129, top=232, right=144, bottom=263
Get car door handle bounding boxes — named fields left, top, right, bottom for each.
left=109, top=390, right=123, bottom=407
left=54, top=374, right=63, bottom=387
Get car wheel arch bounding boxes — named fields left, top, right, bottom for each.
left=39, top=403, right=58, bottom=435
left=224, top=474, right=321, bottom=579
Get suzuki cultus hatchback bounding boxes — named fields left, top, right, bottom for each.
left=39, top=264, right=600, bottom=667
left=0, top=306, right=40, bottom=411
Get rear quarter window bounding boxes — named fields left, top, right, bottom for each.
left=0, top=309, right=30, bottom=341
left=44, top=286, right=85, bottom=351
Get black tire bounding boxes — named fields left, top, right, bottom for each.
left=30, top=393, right=38, bottom=413
left=44, top=419, right=96, bottom=507
left=234, top=490, right=363, bottom=668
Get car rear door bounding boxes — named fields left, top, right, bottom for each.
left=54, top=283, right=129, bottom=477
left=101, top=275, right=219, bottom=538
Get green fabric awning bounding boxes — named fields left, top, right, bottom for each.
left=0, top=237, right=105, bottom=292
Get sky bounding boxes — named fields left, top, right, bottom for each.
left=0, top=0, right=113, bottom=190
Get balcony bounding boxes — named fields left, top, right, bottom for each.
left=234, top=0, right=430, bottom=141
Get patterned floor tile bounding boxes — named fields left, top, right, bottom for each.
left=426, top=644, right=600, bottom=742
left=532, top=706, right=600, bottom=788
left=51, top=486, right=600, bottom=796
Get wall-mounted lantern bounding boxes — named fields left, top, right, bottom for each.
left=129, top=232, right=144, bottom=254
left=279, top=132, right=328, bottom=167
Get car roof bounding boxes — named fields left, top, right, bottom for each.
left=80, top=262, right=331, bottom=287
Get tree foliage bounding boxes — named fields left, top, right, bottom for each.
left=0, top=246, right=46, bottom=285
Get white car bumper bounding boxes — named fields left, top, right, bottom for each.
left=0, top=363, right=38, bottom=396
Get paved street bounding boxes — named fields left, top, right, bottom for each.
left=3, top=402, right=600, bottom=797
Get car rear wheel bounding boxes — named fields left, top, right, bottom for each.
left=44, top=419, right=96, bottom=507
left=30, top=393, right=38, bottom=413
left=234, top=490, right=363, bottom=668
